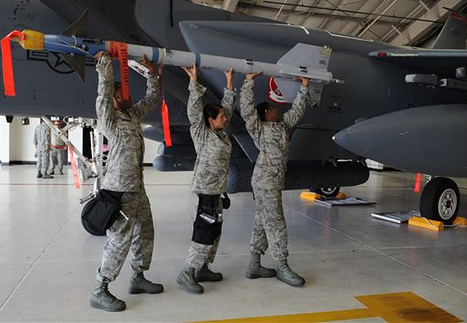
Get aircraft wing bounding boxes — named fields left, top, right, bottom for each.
left=368, top=48, right=467, bottom=75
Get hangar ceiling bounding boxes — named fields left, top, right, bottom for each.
left=189, top=0, right=467, bottom=47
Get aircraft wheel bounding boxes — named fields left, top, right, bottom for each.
left=420, top=177, right=459, bottom=224
left=311, top=186, right=340, bottom=198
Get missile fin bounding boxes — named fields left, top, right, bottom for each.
left=61, top=54, right=85, bottom=81
left=61, top=9, right=88, bottom=37
left=277, top=43, right=333, bottom=82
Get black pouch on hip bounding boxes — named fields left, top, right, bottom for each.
left=81, top=189, right=124, bottom=236
left=191, top=194, right=223, bottom=245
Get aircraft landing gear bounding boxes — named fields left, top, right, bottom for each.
left=310, top=186, right=340, bottom=198
left=420, top=177, right=460, bottom=224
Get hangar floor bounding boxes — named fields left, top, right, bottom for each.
left=0, top=165, right=466, bottom=322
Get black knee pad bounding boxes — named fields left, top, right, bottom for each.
left=191, top=213, right=222, bottom=245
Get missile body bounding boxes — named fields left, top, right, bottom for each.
left=333, top=105, right=467, bottom=177
left=17, top=30, right=334, bottom=84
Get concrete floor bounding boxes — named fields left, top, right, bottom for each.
left=0, top=165, right=466, bottom=322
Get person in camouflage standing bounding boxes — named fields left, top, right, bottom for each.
left=34, top=119, right=53, bottom=179
left=90, top=51, right=163, bottom=312
left=176, top=64, right=236, bottom=294
left=240, top=71, right=310, bottom=287
left=48, top=121, right=67, bottom=175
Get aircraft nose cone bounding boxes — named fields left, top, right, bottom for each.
left=333, top=122, right=371, bottom=156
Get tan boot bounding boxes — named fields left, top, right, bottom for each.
left=90, top=280, right=126, bottom=312
left=196, top=264, right=223, bottom=282
left=176, top=267, right=203, bottom=294
left=246, top=252, right=276, bottom=279
left=277, top=260, right=305, bottom=287
left=128, top=272, right=164, bottom=294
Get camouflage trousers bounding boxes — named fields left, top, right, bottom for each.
left=187, top=237, right=221, bottom=270
left=186, top=194, right=222, bottom=270
left=49, top=148, right=66, bottom=173
left=97, top=188, right=154, bottom=282
left=250, top=188, right=288, bottom=261
left=36, top=149, right=50, bottom=175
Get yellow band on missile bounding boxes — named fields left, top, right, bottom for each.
left=19, top=30, right=44, bottom=50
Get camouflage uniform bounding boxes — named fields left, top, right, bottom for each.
left=34, top=123, right=51, bottom=176
left=49, top=130, right=67, bottom=174
left=240, top=79, right=309, bottom=261
left=185, top=80, right=235, bottom=269
left=95, top=53, right=159, bottom=283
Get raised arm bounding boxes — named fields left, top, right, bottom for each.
left=283, top=77, right=310, bottom=129
left=131, top=55, right=160, bottom=121
left=183, top=64, right=206, bottom=127
left=94, top=52, right=116, bottom=133
left=239, top=71, right=263, bottom=146
left=221, top=67, right=236, bottom=123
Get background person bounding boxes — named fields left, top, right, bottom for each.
left=49, top=120, right=67, bottom=175
left=34, top=119, right=53, bottom=179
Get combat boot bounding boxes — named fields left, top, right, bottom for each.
left=36, top=171, right=42, bottom=178
left=196, top=264, right=223, bottom=282
left=246, top=252, right=276, bottom=279
left=90, top=280, right=126, bottom=312
left=276, top=260, right=305, bottom=287
left=128, top=272, right=164, bottom=294
left=176, top=266, right=203, bottom=294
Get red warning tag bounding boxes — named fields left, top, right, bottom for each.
left=1, top=30, right=24, bottom=96
left=158, top=64, right=172, bottom=147
left=108, top=41, right=130, bottom=100
left=162, top=99, right=172, bottom=147
left=414, top=173, right=422, bottom=193
left=68, top=146, right=81, bottom=190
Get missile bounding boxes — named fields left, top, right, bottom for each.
left=10, top=30, right=332, bottom=79
left=332, top=105, right=467, bottom=177
left=2, top=25, right=340, bottom=100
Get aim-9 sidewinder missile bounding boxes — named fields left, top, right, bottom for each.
left=2, top=16, right=340, bottom=101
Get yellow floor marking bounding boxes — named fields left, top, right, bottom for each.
left=196, top=292, right=462, bottom=323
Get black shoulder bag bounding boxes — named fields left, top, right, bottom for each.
left=81, top=189, right=124, bottom=236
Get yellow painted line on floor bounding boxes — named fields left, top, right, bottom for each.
left=196, top=292, right=461, bottom=323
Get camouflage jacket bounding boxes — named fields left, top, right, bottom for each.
left=51, top=131, right=66, bottom=147
left=188, top=80, right=235, bottom=195
left=96, top=54, right=159, bottom=192
left=34, top=123, right=51, bottom=152
left=240, top=79, right=309, bottom=190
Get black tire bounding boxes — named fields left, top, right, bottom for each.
left=420, top=177, right=459, bottom=224
left=310, top=187, right=340, bottom=198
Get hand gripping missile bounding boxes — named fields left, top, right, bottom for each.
left=2, top=28, right=341, bottom=99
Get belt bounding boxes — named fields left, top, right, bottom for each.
left=51, top=145, right=66, bottom=149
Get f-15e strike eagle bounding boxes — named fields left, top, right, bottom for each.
left=1, top=0, right=467, bottom=224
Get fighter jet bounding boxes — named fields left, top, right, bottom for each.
left=1, top=0, right=466, bottom=224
